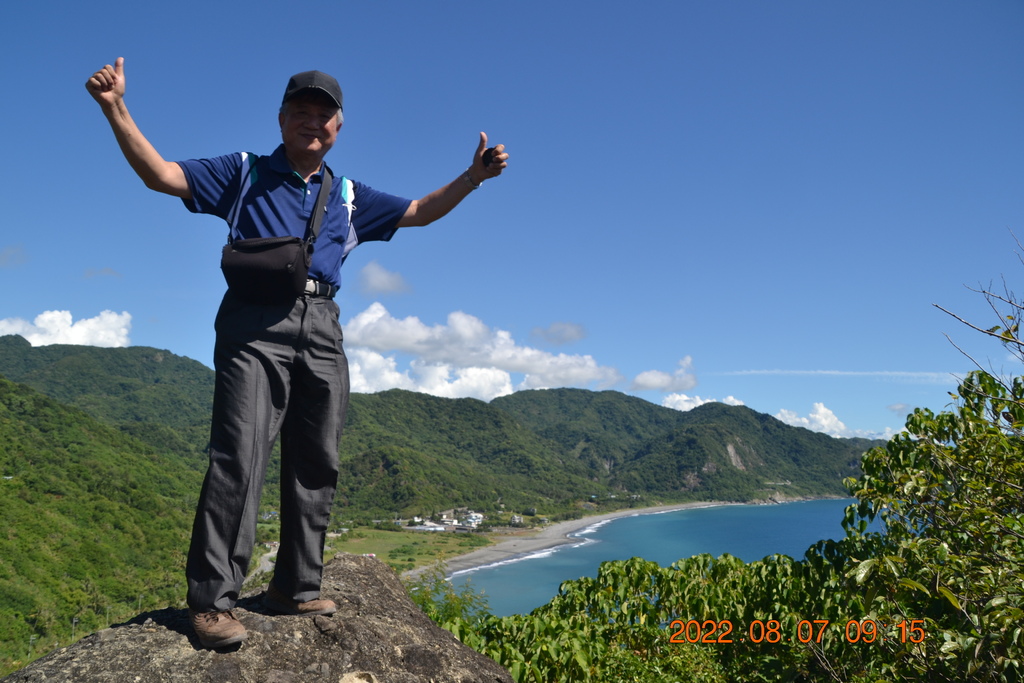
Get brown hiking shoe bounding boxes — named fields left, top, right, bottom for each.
left=263, top=583, right=337, bottom=616
left=188, top=609, right=247, bottom=648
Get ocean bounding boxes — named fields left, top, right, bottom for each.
left=452, top=498, right=870, bottom=617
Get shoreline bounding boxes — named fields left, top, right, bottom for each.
left=406, top=501, right=737, bottom=579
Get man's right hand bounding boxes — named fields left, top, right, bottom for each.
left=84, top=56, right=191, bottom=199
left=86, top=57, right=125, bottom=108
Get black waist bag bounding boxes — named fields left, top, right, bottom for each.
left=221, top=236, right=312, bottom=304
left=219, top=169, right=332, bottom=304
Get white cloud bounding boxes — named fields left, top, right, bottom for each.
left=775, top=403, right=847, bottom=437
left=344, top=302, right=621, bottom=399
left=663, top=393, right=745, bottom=411
left=774, top=403, right=901, bottom=440
left=411, top=363, right=515, bottom=399
left=531, top=321, right=587, bottom=345
left=358, top=260, right=410, bottom=295
left=347, top=348, right=418, bottom=393
left=0, top=310, right=131, bottom=348
left=348, top=348, right=515, bottom=400
left=631, top=357, right=698, bottom=392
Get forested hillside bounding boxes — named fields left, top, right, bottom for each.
left=616, top=402, right=872, bottom=499
left=0, top=335, right=213, bottom=472
left=0, top=376, right=201, bottom=673
left=337, top=389, right=606, bottom=516
left=0, top=336, right=876, bottom=521
left=0, top=335, right=876, bottom=522
left=0, top=334, right=879, bottom=674
left=493, top=389, right=873, bottom=500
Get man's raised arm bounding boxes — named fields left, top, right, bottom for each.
left=86, top=57, right=191, bottom=199
left=396, top=132, right=509, bottom=228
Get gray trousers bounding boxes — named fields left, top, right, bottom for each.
left=186, top=291, right=348, bottom=612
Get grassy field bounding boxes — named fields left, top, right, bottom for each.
left=326, top=527, right=493, bottom=572
left=245, top=524, right=496, bottom=590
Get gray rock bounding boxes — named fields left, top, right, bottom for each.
left=3, top=554, right=512, bottom=683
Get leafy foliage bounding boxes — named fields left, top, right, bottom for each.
left=421, top=557, right=729, bottom=682
left=405, top=562, right=492, bottom=627
left=0, top=376, right=201, bottom=675
left=840, top=370, right=1024, bottom=681
left=423, top=373, right=1023, bottom=681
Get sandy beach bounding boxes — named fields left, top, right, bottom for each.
left=416, top=501, right=733, bottom=578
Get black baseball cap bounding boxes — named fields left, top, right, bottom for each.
left=282, top=71, right=343, bottom=111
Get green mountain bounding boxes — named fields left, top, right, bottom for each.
left=492, top=388, right=871, bottom=500
left=0, top=335, right=881, bottom=673
left=0, top=375, right=201, bottom=673
left=615, top=401, right=871, bottom=499
left=0, top=334, right=876, bottom=516
left=0, top=335, right=213, bottom=471
left=491, top=388, right=689, bottom=477
left=338, top=389, right=601, bottom=515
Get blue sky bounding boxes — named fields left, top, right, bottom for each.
left=1, top=1, right=1022, bottom=439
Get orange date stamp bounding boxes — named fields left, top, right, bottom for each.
left=668, top=618, right=926, bottom=645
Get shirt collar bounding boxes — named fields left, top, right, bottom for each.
left=268, top=144, right=331, bottom=182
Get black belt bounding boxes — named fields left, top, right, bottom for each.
left=304, top=279, right=338, bottom=298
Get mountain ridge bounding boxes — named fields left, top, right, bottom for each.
left=0, top=335, right=880, bottom=674
left=0, top=334, right=876, bottom=511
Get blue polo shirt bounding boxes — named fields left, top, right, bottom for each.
left=178, top=145, right=411, bottom=289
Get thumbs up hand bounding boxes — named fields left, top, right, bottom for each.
left=86, top=57, right=126, bottom=109
left=471, top=131, right=509, bottom=183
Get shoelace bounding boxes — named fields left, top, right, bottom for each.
left=195, top=610, right=237, bottom=624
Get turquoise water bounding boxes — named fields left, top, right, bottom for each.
left=452, top=499, right=869, bottom=617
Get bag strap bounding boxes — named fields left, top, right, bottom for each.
left=226, top=154, right=333, bottom=244
left=307, top=166, right=332, bottom=245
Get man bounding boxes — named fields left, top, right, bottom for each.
left=86, top=57, right=508, bottom=649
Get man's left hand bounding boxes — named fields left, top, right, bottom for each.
left=471, top=132, right=508, bottom=184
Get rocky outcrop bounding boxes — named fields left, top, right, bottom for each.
left=4, top=554, right=513, bottom=683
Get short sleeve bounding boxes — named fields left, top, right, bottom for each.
left=178, top=153, right=245, bottom=219
left=350, top=181, right=412, bottom=244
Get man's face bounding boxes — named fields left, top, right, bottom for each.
left=279, top=93, right=342, bottom=158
